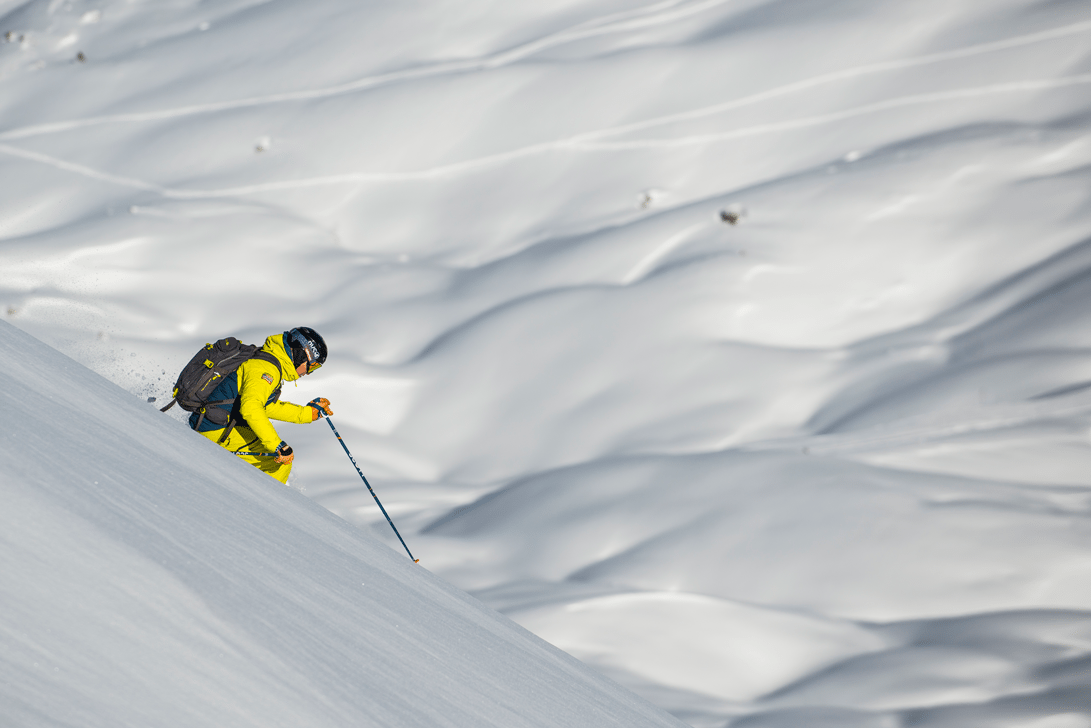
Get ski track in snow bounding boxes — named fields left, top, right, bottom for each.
left=1, top=14, right=1087, bottom=145
left=566, top=18, right=1091, bottom=141
left=0, top=0, right=731, bottom=142
left=2, top=73, right=1087, bottom=198
left=0, top=20, right=1089, bottom=199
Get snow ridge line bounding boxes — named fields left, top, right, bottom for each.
left=739, top=387, right=1091, bottom=459
left=481, top=0, right=732, bottom=70
left=622, top=223, right=706, bottom=284
left=0, top=15, right=1086, bottom=143
left=2, top=74, right=1088, bottom=200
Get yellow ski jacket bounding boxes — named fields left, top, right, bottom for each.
left=239, top=334, right=314, bottom=450
left=199, top=333, right=313, bottom=451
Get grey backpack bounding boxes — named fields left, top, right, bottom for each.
left=160, top=337, right=281, bottom=419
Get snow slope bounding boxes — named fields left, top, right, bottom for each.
left=0, top=319, right=687, bottom=728
left=2, top=0, right=1091, bottom=725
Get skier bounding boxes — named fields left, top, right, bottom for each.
left=189, top=327, right=332, bottom=483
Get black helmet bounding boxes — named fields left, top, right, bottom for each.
left=287, top=327, right=327, bottom=371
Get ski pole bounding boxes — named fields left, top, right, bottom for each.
left=324, top=416, right=419, bottom=563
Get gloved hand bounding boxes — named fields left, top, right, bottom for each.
left=274, top=441, right=294, bottom=464
left=308, top=397, right=333, bottom=420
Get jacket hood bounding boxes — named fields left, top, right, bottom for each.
left=262, top=334, right=299, bottom=382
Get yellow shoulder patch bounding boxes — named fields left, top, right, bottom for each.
left=262, top=373, right=274, bottom=384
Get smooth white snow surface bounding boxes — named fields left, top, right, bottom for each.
left=2, top=0, right=1091, bottom=725
left=0, top=319, right=686, bottom=728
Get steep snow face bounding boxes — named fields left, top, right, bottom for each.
left=0, top=319, right=686, bottom=728
left=3, top=0, right=1091, bottom=725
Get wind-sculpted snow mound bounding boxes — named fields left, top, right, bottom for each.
left=0, top=320, right=685, bottom=728
left=420, top=448, right=1091, bottom=725
left=425, top=451, right=1091, bottom=619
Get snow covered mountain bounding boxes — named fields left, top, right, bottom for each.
left=0, top=319, right=687, bottom=728
left=2, top=0, right=1091, bottom=725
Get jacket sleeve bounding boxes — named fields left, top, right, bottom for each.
left=236, top=361, right=306, bottom=450
left=266, top=400, right=314, bottom=425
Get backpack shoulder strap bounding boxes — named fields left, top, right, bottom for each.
left=215, top=350, right=284, bottom=444
left=251, top=350, right=283, bottom=377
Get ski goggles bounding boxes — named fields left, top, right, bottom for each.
left=290, top=329, right=323, bottom=372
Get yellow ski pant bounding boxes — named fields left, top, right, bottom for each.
left=199, top=425, right=292, bottom=484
